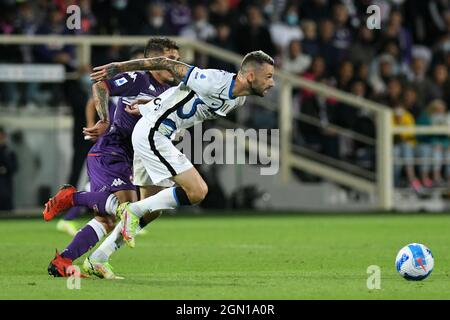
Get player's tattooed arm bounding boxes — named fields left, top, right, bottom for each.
left=91, top=58, right=191, bottom=83
left=83, top=81, right=110, bottom=141
left=92, top=81, right=110, bottom=122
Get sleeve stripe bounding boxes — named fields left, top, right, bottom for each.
left=182, top=66, right=195, bottom=85
left=228, top=76, right=236, bottom=99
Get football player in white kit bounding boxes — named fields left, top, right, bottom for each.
left=90, top=50, right=275, bottom=247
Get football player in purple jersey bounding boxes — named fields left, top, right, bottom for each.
left=45, top=38, right=180, bottom=278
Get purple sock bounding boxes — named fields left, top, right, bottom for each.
left=63, top=206, right=84, bottom=221
left=60, top=225, right=99, bottom=261
left=73, top=191, right=110, bottom=216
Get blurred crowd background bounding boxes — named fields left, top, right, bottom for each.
left=3, top=0, right=450, bottom=210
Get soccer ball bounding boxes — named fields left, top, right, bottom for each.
left=395, top=243, right=434, bottom=281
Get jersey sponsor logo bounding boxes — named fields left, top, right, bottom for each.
left=111, top=178, right=126, bottom=187
left=114, top=77, right=128, bottom=86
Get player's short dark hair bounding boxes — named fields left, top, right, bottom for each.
left=129, top=46, right=144, bottom=59
left=144, top=37, right=179, bottom=58
left=240, top=50, right=274, bottom=72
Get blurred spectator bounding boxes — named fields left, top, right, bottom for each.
left=209, top=0, right=237, bottom=28
left=332, top=2, right=353, bottom=59
left=167, top=0, right=191, bottom=34
left=347, top=26, right=376, bottom=66
left=428, top=63, right=450, bottom=107
left=180, top=4, right=215, bottom=41
left=0, top=2, right=39, bottom=109
left=317, top=19, right=339, bottom=73
left=269, top=3, right=303, bottom=53
left=355, top=63, right=370, bottom=85
left=77, top=0, right=97, bottom=35
left=392, top=103, right=422, bottom=191
left=406, top=54, right=434, bottom=106
left=207, top=23, right=236, bottom=71
left=350, top=81, right=376, bottom=170
left=139, top=2, right=173, bottom=35
left=301, top=20, right=319, bottom=57
left=235, top=5, right=275, bottom=57
left=369, top=54, right=398, bottom=97
left=335, top=60, right=354, bottom=92
left=33, top=6, right=77, bottom=107
left=402, top=85, right=422, bottom=119
left=380, top=9, right=413, bottom=66
left=181, top=3, right=215, bottom=67
left=259, top=0, right=283, bottom=22
left=34, top=6, right=76, bottom=70
left=300, top=0, right=331, bottom=21
left=0, top=127, right=18, bottom=211
left=299, top=56, right=339, bottom=158
left=378, top=77, right=403, bottom=107
left=416, top=99, right=450, bottom=187
left=281, top=39, right=311, bottom=75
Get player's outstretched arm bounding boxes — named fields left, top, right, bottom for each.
left=90, top=57, right=192, bottom=83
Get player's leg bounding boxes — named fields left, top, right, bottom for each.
left=56, top=182, right=90, bottom=236
left=139, top=185, right=165, bottom=225
left=58, top=189, right=136, bottom=261
left=85, top=185, right=164, bottom=279
left=117, top=124, right=207, bottom=245
left=120, top=167, right=208, bottom=246
left=48, top=156, right=135, bottom=277
left=56, top=207, right=84, bottom=236
left=43, top=157, right=126, bottom=221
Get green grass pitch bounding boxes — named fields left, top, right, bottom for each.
left=1, top=213, right=450, bottom=299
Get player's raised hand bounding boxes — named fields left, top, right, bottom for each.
left=83, top=120, right=110, bottom=141
left=125, top=103, right=142, bottom=116
left=90, top=62, right=121, bottom=81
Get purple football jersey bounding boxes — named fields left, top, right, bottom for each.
left=87, top=71, right=170, bottom=193
left=89, top=71, right=170, bottom=163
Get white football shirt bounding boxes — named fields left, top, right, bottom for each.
left=138, top=66, right=246, bottom=137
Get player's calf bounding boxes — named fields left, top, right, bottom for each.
left=184, top=181, right=208, bottom=204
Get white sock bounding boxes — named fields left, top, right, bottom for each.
left=129, top=187, right=178, bottom=218
left=87, top=218, right=107, bottom=241
left=105, top=194, right=119, bottom=215
left=90, top=220, right=143, bottom=262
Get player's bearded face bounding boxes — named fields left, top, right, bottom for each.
left=249, top=64, right=275, bottom=97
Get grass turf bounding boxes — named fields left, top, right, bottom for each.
left=1, top=213, right=450, bottom=299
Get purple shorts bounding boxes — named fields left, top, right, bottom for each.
left=87, top=153, right=135, bottom=193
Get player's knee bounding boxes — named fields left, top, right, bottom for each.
left=95, top=216, right=116, bottom=233
left=187, top=182, right=208, bottom=204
